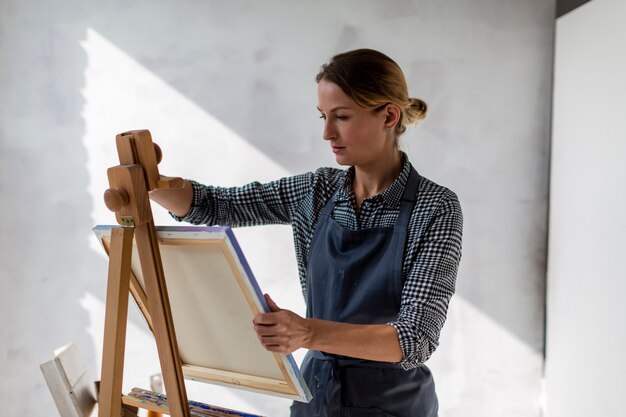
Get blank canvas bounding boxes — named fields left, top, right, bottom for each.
left=93, top=225, right=311, bottom=402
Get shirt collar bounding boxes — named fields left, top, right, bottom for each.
left=334, top=152, right=412, bottom=208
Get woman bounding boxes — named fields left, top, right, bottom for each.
left=151, top=49, right=463, bottom=417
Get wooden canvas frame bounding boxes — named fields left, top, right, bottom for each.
left=40, top=343, right=98, bottom=417
left=94, top=225, right=311, bottom=402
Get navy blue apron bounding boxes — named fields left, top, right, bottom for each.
left=291, top=168, right=438, bottom=417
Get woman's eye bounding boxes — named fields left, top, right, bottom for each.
left=319, top=114, right=349, bottom=120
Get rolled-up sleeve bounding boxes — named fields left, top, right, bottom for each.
left=390, top=191, right=463, bottom=369
left=170, top=173, right=315, bottom=227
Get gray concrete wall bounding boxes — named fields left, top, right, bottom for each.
left=546, top=0, right=626, bottom=415
left=0, top=1, right=555, bottom=416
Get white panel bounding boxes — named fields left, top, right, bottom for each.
left=546, top=0, right=626, bottom=416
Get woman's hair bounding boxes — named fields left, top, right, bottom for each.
left=316, top=49, right=427, bottom=136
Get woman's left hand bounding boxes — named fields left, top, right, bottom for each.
left=253, top=294, right=312, bottom=354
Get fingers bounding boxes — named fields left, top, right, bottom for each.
left=264, top=293, right=281, bottom=312
left=253, top=310, right=290, bottom=328
left=252, top=293, right=281, bottom=326
left=257, top=336, right=293, bottom=354
left=252, top=308, right=311, bottom=354
left=253, top=317, right=294, bottom=354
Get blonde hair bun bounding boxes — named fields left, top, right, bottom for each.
left=405, top=97, right=428, bottom=124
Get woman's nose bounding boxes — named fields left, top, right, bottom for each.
left=322, top=121, right=336, bottom=141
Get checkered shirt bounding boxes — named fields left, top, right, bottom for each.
left=173, top=155, right=463, bottom=369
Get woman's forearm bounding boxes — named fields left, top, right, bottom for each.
left=149, top=179, right=194, bottom=217
left=308, top=319, right=403, bottom=362
left=253, top=295, right=404, bottom=362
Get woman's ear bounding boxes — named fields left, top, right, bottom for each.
left=384, top=103, right=401, bottom=130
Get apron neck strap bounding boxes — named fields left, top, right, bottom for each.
left=396, top=167, right=421, bottom=228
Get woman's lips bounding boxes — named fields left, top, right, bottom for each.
left=332, top=146, right=345, bottom=154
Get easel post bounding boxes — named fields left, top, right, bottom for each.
left=98, top=227, right=134, bottom=417
left=99, top=130, right=189, bottom=417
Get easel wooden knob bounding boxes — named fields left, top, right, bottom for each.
left=104, top=188, right=130, bottom=212
left=154, top=143, right=163, bottom=164
left=99, top=130, right=191, bottom=417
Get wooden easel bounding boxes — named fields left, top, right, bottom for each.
left=98, top=130, right=190, bottom=417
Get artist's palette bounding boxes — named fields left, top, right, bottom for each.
left=123, top=387, right=265, bottom=417
left=94, top=225, right=311, bottom=403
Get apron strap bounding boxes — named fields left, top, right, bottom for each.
left=396, top=167, right=420, bottom=228
left=393, top=167, right=421, bottom=280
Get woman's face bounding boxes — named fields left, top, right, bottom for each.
left=317, top=80, right=395, bottom=168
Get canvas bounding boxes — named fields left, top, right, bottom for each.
left=93, top=225, right=311, bottom=403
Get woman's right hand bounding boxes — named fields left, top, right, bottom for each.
left=149, top=178, right=194, bottom=217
